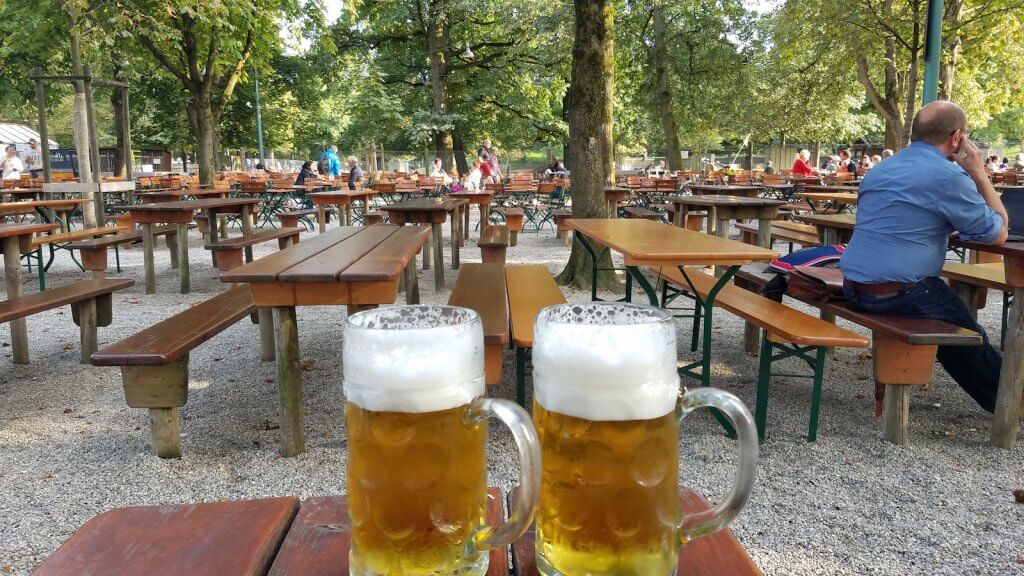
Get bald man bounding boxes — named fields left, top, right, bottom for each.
left=840, top=101, right=1007, bottom=412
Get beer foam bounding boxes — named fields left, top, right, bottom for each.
left=533, top=304, right=680, bottom=421
left=343, top=306, right=485, bottom=413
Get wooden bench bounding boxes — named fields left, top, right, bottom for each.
left=505, top=265, right=567, bottom=407
left=478, top=225, right=510, bottom=266
left=0, top=278, right=135, bottom=364
left=448, top=263, right=509, bottom=386
left=90, top=286, right=257, bottom=458
left=206, top=228, right=302, bottom=272
left=278, top=208, right=332, bottom=230
left=622, top=206, right=664, bottom=222
left=552, top=209, right=572, bottom=245
left=941, top=262, right=1009, bottom=342
left=363, top=211, right=386, bottom=225
left=735, top=221, right=820, bottom=252
left=653, top=204, right=706, bottom=231
left=655, top=266, right=868, bottom=442
left=732, top=264, right=983, bottom=444
left=67, top=225, right=195, bottom=276
left=497, top=207, right=525, bottom=246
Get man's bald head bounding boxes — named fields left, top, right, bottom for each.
left=911, top=101, right=967, bottom=146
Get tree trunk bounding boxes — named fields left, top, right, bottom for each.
left=186, top=96, right=215, bottom=184
left=652, top=4, right=681, bottom=171
left=110, top=60, right=128, bottom=179
left=556, top=0, right=620, bottom=293
left=452, top=130, right=469, bottom=175
left=428, top=0, right=454, bottom=172
left=939, top=0, right=963, bottom=100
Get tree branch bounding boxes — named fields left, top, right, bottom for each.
left=138, top=33, right=195, bottom=90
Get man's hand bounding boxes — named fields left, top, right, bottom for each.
left=955, top=135, right=987, bottom=176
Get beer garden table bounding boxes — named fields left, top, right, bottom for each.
left=791, top=212, right=855, bottom=244
left=382, top=197, right=468, bottom=289
left=137, top=188, right=228, bottom=204
left=127, top=197, right=260, bottom=295
left=219, top=225, right=430, bottom=456
left=0, top=198, right=94, bottom=231
left=566, top=218, right=778, bottom=387
left=604, top=185, right=632, bottom=218
left=0, top=222, right=60, bottom=363
left=32, top=487, right=759, bottom=576
left=449, top=189, right=495, bottom=241
left=687, top=184, right=762, bottom=198
left=667, top=194, right=786, bottom=251
left=308, top=189, right=377, bottom=231
left=793, top=191, right=859, bottom=213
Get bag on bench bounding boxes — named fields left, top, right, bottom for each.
left=788, top=266, right=845, bottom=302
left=761, top=245, right=845, bottom=301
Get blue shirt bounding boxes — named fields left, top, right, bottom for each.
left=320, top=151, right=342, bottom=176
left=840, top=141, right=1003, bottom=283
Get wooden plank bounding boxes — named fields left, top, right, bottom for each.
left=505, top=265, right=566, bottom=348
left=338, top=226, right=430, bottom=282
left=449, top=263, right=509, bottom=345
left=220, top=227, right=365, bottom=283
left=0, top=223, right=59, bottom=240
left=822, top=301, right=983, bottom=346
left=279, top=226, right=398, bottom=282
left=91, top=286, right=255, bottom=366
left=205, top=227, right=301, bottom=250
left=32, top=497, right=299, bottom=576
left=0, top=279, right=134, bottom=325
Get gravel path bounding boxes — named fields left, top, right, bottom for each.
left=1, top=213, right=1022, bottom=575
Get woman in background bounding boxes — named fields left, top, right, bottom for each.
left=791, top=149, right=816, bottom=176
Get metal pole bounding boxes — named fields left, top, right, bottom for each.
left=922, top=0, right=944, bottom=104
left=254, top=67, right=265, bottom=165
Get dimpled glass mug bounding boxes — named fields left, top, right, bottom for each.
left=531, top=303, right=758, bottom=576
left=343, top=305, right=541, bottom=576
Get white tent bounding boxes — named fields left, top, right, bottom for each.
left=0, top=123, right=58, bottom=148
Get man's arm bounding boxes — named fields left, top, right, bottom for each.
left=958, top=137, right=1008, bottom=245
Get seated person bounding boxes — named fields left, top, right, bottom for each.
left=429, top=157, right=453, bottom=184
left=840, top=100, right=1007, bottom=412
left=295, top=161, right=317, bottom=185
left=791, top=149, right=817, bottom=176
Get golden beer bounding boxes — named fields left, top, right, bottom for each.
left=347, top=403, right=488, bottom=575
left=534, top=402, right=681, bottom=575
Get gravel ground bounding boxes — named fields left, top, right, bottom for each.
left=1, top=213, right=1022, bottom=575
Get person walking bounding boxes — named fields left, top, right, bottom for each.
left=318, top=146, right=342, bottom=178
left=1, top=145, right=25, bottom=180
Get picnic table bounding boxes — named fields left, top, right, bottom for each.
left=794, top=189, right=859, bottom=213
left=219, top=225, right=430, bottom=455
left=137, top=188, right=228, bottom=204
left=308, top=189, right=377, bottom=231
left=382, top=197, right=468, bottom=289
left=1, top=222, right=60, bottom=362
left=31, top=486, right=758, bottom=576
left=449, top=190, right=495, bottom=241
left=687, top=184, right=762, bottom=198
left=667, top=194, right=786, bottom=264
left=128, top=198, right=260, bottom=295
left=0, top=198, right=94, bottom=231
left=566, top=218, right=778, bottom=387
left=791, top=212, right=855, bottom=244
left=604, top=185, right=632, bottom=218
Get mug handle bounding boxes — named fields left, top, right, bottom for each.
left=466, top=397, right=541, bottom=551
left=677, top=387, right=759, bottom=543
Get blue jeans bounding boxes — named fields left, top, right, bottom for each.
left=844, top=277, right=1001, bottom=412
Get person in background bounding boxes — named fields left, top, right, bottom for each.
left=430, top=157, right=453, bottom=184
left=23, top=138, right=42, bottom=178
left=218, top=164, right=231, bottom=172
left=1, top=145, right=25, bottom=180
left=254, top=162, right=267, bottom=172
left=466, top=160, right=483, bottom=192
left=763, top=160, right=775, bottom=174
left=859, top=156, right=874, bottom=171
left=319, top=145, right=342, bottom=178
left=478, top=153, right=494, bottom=182
left=487, top=149, right=501, bottom=179
left=871, top=154, right=882, bottom=165
left=544, top=159, right=567, bottom=179
left=347, top=156, right=364, bottom=190
left=1000, top=157, right=1010, bottom=170
left=295, top=160, right=317, bottom=185
left=791, top=149, right=816, bottom=176
left=985, top=156, right=1000, bottom=171
left=1015, top=153, right=1024, bottom=170
left=840, top=100, right=1006, bottom=413
left=881, top=149, right=895, bottom=160
left=477, top=138, right=494, bottom=160
left=838, top=149, right=857, bottom=174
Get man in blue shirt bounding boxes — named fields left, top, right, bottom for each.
left=841, top=101, right=1008, bottom=411
left=319, top=146, right=341, bottom=177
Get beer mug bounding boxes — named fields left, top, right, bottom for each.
left=343, top=305, right=541, bottom=576
left=532, top=303, right=758, bottom=576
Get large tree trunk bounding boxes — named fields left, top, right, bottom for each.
left=428, top=0, right=454, bottom=172
left=939, top=0, right=963, bottom=100
left=652, top=5, right=681, bottom=171
left=556, top=0, right=620, bottom=292
left=186, top=96, right=215, bottom=184
left=452, top=130, right=469, bottom=175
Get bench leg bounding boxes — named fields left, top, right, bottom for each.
left=80, top=246, right=108, bottom=278
left=215, top=249, right=244, bottom=272
left=754, top=335, right=773, bottom=443
left=484, top=344, right=501, bottom=386
left=273, top=306, right=305, bottom=457
left=78, top=296, right=98, bottom=364
left=422, top=231, right=431, bottom=271
left=451, top=210, right=460, bottom=270
left=883, top=385, right=912, bottom=445
left=516, top=346, right=527, bottom=408
left=176, top=223, right=190, bottom=294
left=873, top=336, right=937, bottom=445
left=807, top=347, right=827, bottom=442
left=950, top=280, right=979, bottom=321
left=166, top=231, right=179, bottom=270
left=431, top=222, right=444, bottom=289
left=992, top=285, right=1024, bottom=448
left=141, top=222, right=156, bottom=295
left=403, top=262, right=420, bottom=305
left=121, top=358, right=188, bottom=459
left=259, top=308, right=275, bottom=362
left=150, top=407, right=182, bottom=459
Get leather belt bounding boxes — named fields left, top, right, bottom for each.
left=843, top=279, right=915, bottom=295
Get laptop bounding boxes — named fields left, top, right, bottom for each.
left=1003, top=189, right=1024, bottom=242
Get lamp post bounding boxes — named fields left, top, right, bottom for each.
left=922, top=0, right=944, bottom=104
left=254, top=66, right=265, bottom=165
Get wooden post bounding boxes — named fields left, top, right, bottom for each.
left=141, top=222, right=156, bottom=294
left=404, top=262, right=420, bottom=305
left=259, top=308, right=275, bottom=361
left=273, top=306, right=305, bottom=457
left=431, top=222, right=444, bottom=289
left=882, top=385, right=912, bottom=445
left=743, top=217, right=773, bottom=355
left=83, top=66, right=105, bottom=224
left=343, top=204, right=352, bottom=227
left=451, top=208, right=460, bottom=270
left=240, top=205, right=255, bottom=263
left=78, top=296, right=97, bottom=364
left=33, top=68, right=52, bottom=184
left=317, top=205, right=327, bottom=233
left=176, top=222, right=190, bottom=294
left=422, top=229, right=432, bottom=270
left=992, top=286, right=1024, bottom=448
left=149, top=407, right=181, bottom=459
left=166, top=231, right=179, bottom=270
left=121, top=87, right=133, bottom=182
left=3, top=237, right=29, bottom=364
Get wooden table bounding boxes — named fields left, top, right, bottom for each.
left=32, top=487, right=758, bottom=576
left=668, top=195, right=786, bottom=246
left=449, top=190, right=495, bottom=241
left=0, top=198, right=94, bottom=231
left=687, top=184, right=762, bottom=198
left=604, top=185, right=632, bottom=218
left=137, top=189, right=228, bottom=204
left=794, top=191, right=859, bottom=213
left=382, top=197, right=469, bottom=289
left=308, top=189, right=376, bottom=232
left=567, top=218, right=778, bottom=387
left=220, top=225, right=430, bottom=455
left=0, top=222, right=60, bottom=363
left=791, top=213, right=855, bottom=245
left=128, top=198, right=260, bottom=295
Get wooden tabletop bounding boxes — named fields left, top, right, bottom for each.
left=687, top=184, right=761, bottom=193
left=0, top=222, right=60, bottom=239
left=308, top=190, right=376, bottom=203
left=668, top=194, right=786, bottom=208
left=137, top=189, right=226, bottom=199
left=567, top=218, right=779, bottom=266
left=127, top=197, right=259, bottom=212
left=791, top=213, right=856, bottom=229
left=383, top=197, right=468, bottom=212
left=803, top=185, right=861, bottom=193
left=795, top=192, right=859, bottom=204
left=0, top=198, right=93, bottom=212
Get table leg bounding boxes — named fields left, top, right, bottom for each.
left=742, top=217, right=774, bottom=355
left=219, top=215, right=228, bottom=239
left=672, top=203, right=684, bottom=227
left=240, top=206, right=255, bottom=264
left=713, top=218, right=730, bottom=278
left=141, top=222, right=156, bottom=295
left=431, top=222, right=444, bottom=289
left=464, top=203, right=472, bottom=240
left=176, top=222, right=190, bottom=294
left=451, top=209, right=460, bottom=270
left=992, top=286, right=1024, bottom=448
left=273, top=306, right=305, bottom=457
left=819, top=227, right=839, bottom=329
left=78, top=296, right=97, bottom=364
left=422, top=231, right=431, bottom=271
left=259, top=308, right=275, bottom=361
left=344, top=204, right=352, bottom=227
left=317, top=205, right=327, bottom=233
left=2, top=237, right=29, bottom=364
left=404, top=262, right=420, bottom=304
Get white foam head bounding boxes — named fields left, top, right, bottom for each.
left=343, top=306, right=484, bottom=413
left=533, top=303, right=680, bottom=421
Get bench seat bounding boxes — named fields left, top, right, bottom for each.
left=734, top=222, right=820, bottom=251
left=622, top=206, right=663, bottom=221
left=91, top=286, right=257, bottom=458
left=30, top=226, right=127, bottom=248
left=494, top=207, right=524, bottom=245
left=205, top=228, right=302, bottom=271
left=478, top=225, right=510, bottom=266
left=1, top=278, right=135, bottom=363
left=448, top=263, right=509, bottom=385
left=67, top=224, right=194, bottom=274
left=279, top=208, right=333, bottom=230
left=552, top=209, right=573, bottom=245
left=506, top=265, right=567, bottom=406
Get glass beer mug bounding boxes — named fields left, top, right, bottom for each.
left=532, top=303, right=758, bottom=576
left=343, top=306, right=541, bottom=576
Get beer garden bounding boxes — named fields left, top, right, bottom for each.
left=1, top=0, right=1023, bottom=575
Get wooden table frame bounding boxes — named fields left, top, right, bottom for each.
left=686, top=184, right=763, bottom=198
left=604, top=186, right=632, bottom=218
left=308, top=189, right=376, bottom=232
left=448, top=190, right=495, bottom=243
left=383, top=198, right=468, bottom=289
left=1, top=222, right=60, bottom=363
